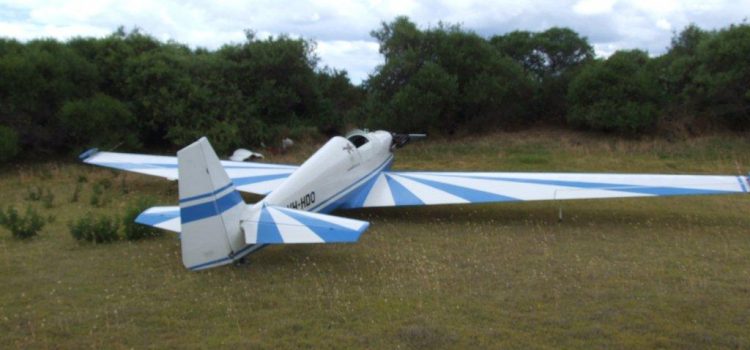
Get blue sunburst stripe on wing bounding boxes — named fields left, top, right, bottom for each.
left=256, top=207, right=284, bottom=243
left=275, top=208, right=367, bottom=243
left=309, top=155, right=394, bottom=212
left=737, top=176, right=748, bottom=193
left=385, top=174, right=424, bottom=206
left=180, top=190, right=244, bottom=224
left=398, top=174, right=519, bottom=203
left=340, top=171, right=384, bottom=209
left=424, top=173, right=740, bottom=196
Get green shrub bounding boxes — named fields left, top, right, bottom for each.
left=90, top=182, right=104, bottom=206
left=692, top=24, right=750, bottom=128
left=123, top=197, right=161, bottom=241
left=68, top=214, right=120, bottom=243
left=70, top=182, right=82, bottom=203
left=42, top=188, right=54, bottom=208
left=0, top=206, right=45, bottom=239
left=58, top=94, right=140, bottom=149
left=0, top=126, right=19, bottom=163
left=25, top=186, right=43, bottom=201
left=86, top=178, right=115, bottom=207
left=567, top=50, right=661, bottom=133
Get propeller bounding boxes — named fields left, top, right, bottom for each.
left=391, top=133, right=427, bottom=149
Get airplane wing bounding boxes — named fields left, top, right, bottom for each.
left=343, top=171, right=750, bottom=208
left=242, top=205, right=368, bottom=244
left=79, top=149, right=297, bottom=196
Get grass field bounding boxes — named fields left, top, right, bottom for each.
left=2, top=130, right=750, bottom=349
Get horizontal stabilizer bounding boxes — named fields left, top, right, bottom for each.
left=136, top=206, right=180, bottom=233
left=242, top=206, right=369, bottom=244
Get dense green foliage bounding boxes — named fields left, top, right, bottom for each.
left=1, top=19, right=749, bottom=162
left=364, top=18, right=534, bottom=133
left=0, top=29, right=362, bottom=158
left=0, top=205, right=45, bottom=239
left=68, top=214, right=121, bottom=243
left=0, top=125, right=19, bottom=162
left=567, top=50, right=661, bottom=133
left=122, top=197, right=161, bottom=241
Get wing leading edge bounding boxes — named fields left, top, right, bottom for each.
left=346, top=171, right=750, bottom=208
left=81, top=150, right=297, bottom=196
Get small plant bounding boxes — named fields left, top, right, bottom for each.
left=123, top=197, right=161, bottom=241
left=42, top=188, right=55, bottom=209
left=25, top=186, right=43, bottom=201
left=89, top=178, right=114, bottom=206
left=0, top=206, right=45, bottom=239
left=119, top=176, right=129, bottom=195
left=90, top=183, right=103, bottom=206
left=70, top=182, right=82, bottom=203
left=26, top=186, right=55, bottom=207
left=68, top=214, right=120, bottom=243
left=96, top=178, right=112, bottom=190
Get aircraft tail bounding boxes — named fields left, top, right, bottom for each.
left=177, top=137, right=248, bottom=271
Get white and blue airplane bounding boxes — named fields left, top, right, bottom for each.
left=80, top=129, right=749, bottom=271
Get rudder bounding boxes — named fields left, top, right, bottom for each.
left=178, top=137, right=246, bottom=270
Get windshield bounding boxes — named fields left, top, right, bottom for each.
left=347, top=135, right=369, bottom=148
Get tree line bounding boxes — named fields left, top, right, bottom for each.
left=1, top=18, right=749, bottom=163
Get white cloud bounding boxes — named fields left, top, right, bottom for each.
left=317, top=40, right=381, bottom=83
left=573, top=0, right=617, bottom=15
left=1, top=0, right=750, bottom=83
left=656, top=18, right=672, bottom=31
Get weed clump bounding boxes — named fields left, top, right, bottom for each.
left=68, top=214, right=120, bottom=243
left=70, top=182, right=82, bottom=203
left=123, top=197, right=161, bottom=241
left=0, top=206, right=45, bottom=239
left=26, top=186, right=55, bottom=208
left=89, top=178, right=115, bottom=206
left=25, top=186, right=43, bottom=201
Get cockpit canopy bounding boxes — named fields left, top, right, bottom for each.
left=345, top=129, right=370, bottom=148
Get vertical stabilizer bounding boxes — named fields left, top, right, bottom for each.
left=178, top=137, right=246, bottom=270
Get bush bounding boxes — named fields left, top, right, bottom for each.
left=89, top=179, right=112, bottom=207
left=26, top=186, right=55, bottom=208
left=26, top=186, right=43, bottom=201
left=123, top=197, right=161, bottom=241
left=58, top=93, right=140, bottom=149
left=0, top=206, right=45, bottom=239
left=0, top=126, right=19, bottom=163
left=68, top=214, right=120, bottom=243
left=567, top=50, right=661, bottom=133
left=691, top=24, right=750, bottom=128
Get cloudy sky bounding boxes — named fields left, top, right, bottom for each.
left=1, top=0, right=748, bottom=83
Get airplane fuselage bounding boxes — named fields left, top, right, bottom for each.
left=258, top=130, right=394, bottom=214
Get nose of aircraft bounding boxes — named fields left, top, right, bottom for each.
left=389, top=132, right=426, bottom=149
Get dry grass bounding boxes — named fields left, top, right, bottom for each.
left=1, top=130, right=749, bottom=349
